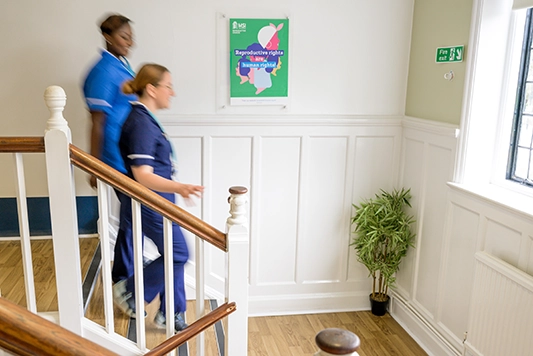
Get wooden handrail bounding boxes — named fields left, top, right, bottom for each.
left=69, top=144, right=227, bottom=251
left=145, top=302, right=237, bottom=356
left=0, top=296, right=117, bottom=356
left=0, top=138, right=226, bottom=251
left=0, top=137, right=45, bottom=153
left=1, top=138, right=235, bottom=355
left=0, top=296, right=235, bottom=356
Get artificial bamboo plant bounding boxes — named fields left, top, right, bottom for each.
left=351, top=188, right=416, bottom=302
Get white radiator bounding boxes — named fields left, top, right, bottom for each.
left=464, top=252, right=533, bottom=356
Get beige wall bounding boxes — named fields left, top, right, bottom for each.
left=405, top=0, right=473, bottom=125
left=0, top=0, right=414, bottom=197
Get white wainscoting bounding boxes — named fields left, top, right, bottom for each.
left=464, top=251, right=533, bottom=356
left=391, top=116, right=461, bottom=356
left=162, top=115, right=403, bottom=315
left=164, top=115, right=533, bottom=355
left=392, top=117, right=533, bottom=356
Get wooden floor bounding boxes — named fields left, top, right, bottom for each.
left=0, top=238, right=427, bottom=355
left=0, top=238, right=98, bottom=311
left=248, top=312, right=426, bottom=356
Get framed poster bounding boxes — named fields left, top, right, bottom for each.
left=230, top=18, right=289, bottom=105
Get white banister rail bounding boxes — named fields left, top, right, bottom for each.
left=41, top=85, right=249, bottom=355
left=195, top=236, right=206, bottom=356
left=0, top=138, right=42, bottom=316
left=96, top=179, right=115, bottom=334
left=131, top=199, right=147, bottom=351
left=43, top=85, right=84, bottom=335
left=225, top=186, right=249, bottom=356
left=162, top=217, right=176, bottom=356
left=13, top=153, right=37, bottom=313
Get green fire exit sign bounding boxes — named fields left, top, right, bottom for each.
left=436, top=45, right=464, bottom=63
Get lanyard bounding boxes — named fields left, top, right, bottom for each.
left=103, top=49, right=135, bottom=77
left=120, top=56, right=135, bottom=77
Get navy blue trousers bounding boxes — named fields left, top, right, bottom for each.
left=112, top=189, right=134, bottom=283
left=113, top=191, right=189, bottom=314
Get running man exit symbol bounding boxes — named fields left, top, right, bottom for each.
left=436, top=45, right=464, bottom=63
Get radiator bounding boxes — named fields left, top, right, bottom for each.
left=464, top=252, right=533, bottom=356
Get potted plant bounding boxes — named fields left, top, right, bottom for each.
left=351, top=188, right=415, bottom=316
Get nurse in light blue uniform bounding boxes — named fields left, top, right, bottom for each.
left=83, top=48, right=135, bottom=173
left=83, top=14, right=135, bottom=175
left=82, top=14, right=137, bottom=284
left=114, top=64, right=204, bottom=332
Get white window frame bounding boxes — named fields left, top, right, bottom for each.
left=455, top=0, right=533, bottom=214
left=492, top=9, right=531, bottom=193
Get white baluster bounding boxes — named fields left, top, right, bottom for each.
left=132, top=200, right=146, bottom=351
left=314, top=328, right=360, bottom=356
left=195, top=235, right=205, bottom=356
left=43, top=86, right=83, bottom=335
left=163, top=217, right=175, bottom=355
left=13, top=153, right=37, bottom=313
left=225, top=186, right=249, bottom=356
left=96, top=179, right=115, bottom=333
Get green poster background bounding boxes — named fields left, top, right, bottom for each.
left=230, top=18, right=289, bottom=102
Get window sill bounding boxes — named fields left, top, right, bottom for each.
left=447, top=182, right=533, bottom=220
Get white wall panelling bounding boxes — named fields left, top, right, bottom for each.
left=396, top=118, right=458, bottom=324
left=299, top=136, right=349, bottom=284
left=393, top=117, right=533, bottom=355
left=464, top=252, right=533, bottom=356
left=393, top=117, right=463, bottom=355
left=437, top=202, right=478, bottom=350
left=162, top=117, right=403, bottom=315
left=255, top=136, right=300, bottom=286
left=413, top=142, right=456, bottom=319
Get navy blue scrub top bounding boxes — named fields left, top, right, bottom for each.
left=119, top=103, right=174, bottom=202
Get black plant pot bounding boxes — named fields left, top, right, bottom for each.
left=369, top=293, right=390, bottom=316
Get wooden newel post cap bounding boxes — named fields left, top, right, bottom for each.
left=315, top=328, right=360, bottom=355
left=229, top=186, right=248, bottom=195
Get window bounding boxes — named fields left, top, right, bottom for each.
left=457, top=2, right=531, bottom=194
left=455, top=0, right=533, bottom=211
left=508, top=8, right=533, bottom=186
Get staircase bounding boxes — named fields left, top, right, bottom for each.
left=82, top=242, right=229, bottom=354
left=0, top=86, right=366, bottom=356
left=0, top=86, right=249, bottom=355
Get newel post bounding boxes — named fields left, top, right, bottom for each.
left=225, top=186, right=249, bottom=356
left=43, top=86, right=84, bottom=335
left=314, top=328, right=360, bottom=356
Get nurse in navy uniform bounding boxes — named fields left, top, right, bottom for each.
left=113, top=63, right=203, bottom=332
